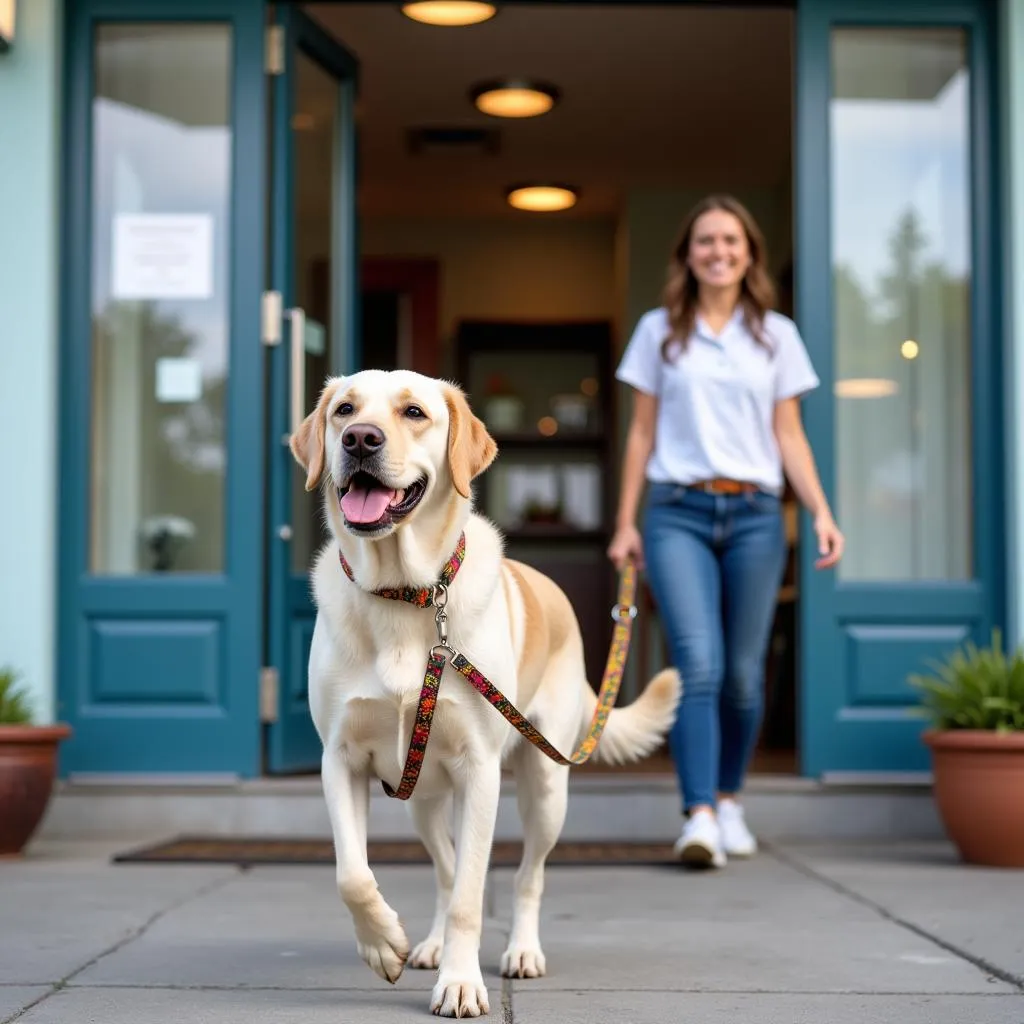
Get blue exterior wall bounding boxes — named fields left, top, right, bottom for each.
left=0, top=0, right=62, bottom=723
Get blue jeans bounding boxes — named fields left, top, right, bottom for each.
left=643, top=483, right=787, bottom=813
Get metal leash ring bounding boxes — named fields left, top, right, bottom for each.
left=611, top=603, right=638, bottom=623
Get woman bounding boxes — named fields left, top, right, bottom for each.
left=608, top=195, right=844, bottom=868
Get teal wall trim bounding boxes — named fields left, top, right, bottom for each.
left=0, top=0, right=62, bottom=723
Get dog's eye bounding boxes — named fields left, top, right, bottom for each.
left=334, top=402, right=354, bottom=418
left=404, top=405, right=426, bottom=420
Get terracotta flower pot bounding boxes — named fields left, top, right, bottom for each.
left=0, top=724, right=72, bottom=857
left=923, top=729, right=1024, bottom=868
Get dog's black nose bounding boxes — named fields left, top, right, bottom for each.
left=342, top=423, right=385, bottom=459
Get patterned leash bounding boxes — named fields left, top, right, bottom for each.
left=380, top=558, right=638, bottom=800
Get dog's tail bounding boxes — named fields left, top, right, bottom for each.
left=580, top=668, right=681, bottom=765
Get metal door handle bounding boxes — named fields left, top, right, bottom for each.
left=286, top=307, right=307, bottom=438
left=279, top=309, right=305, bottom=544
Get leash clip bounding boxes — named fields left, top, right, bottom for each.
left=435, top=609, right=449, bottom=645
left=433, top=583, right=450, bottom=644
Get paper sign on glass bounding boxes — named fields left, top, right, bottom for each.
left=155, top=358, right=203, bottom=403
left=112, top=213, right=214, bottom=300
left=305, top=318, right=327, bottom=356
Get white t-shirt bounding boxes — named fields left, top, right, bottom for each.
left=615, top=306, right=820, bottom=494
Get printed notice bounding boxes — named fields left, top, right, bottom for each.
left=305, top=318, right=326, bottom=356
left=155, top=358, right=203, bottom=403
left=112, top=213, right=214, bottom=300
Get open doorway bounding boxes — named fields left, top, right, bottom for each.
left=299, top=1, right=799, bottom=775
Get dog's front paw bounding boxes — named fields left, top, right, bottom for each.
left=430, top=973, right=490, bottom=1017
left=353, top=903, right=410, bottom=984
left=501, top=941, right=546, bottom=979
left=409, top=933, right=443, bottom=970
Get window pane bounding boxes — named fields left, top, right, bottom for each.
left=831, top=28, right=972, bottom=581
left=90, top=24, right=232, bottom=574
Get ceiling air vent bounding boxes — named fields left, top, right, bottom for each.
left=406, top=126, right=501, bottom=156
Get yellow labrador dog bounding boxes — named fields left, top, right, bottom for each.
left=290, top=369, right=680, bottom=1018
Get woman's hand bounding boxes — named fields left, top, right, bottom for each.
left=608, top=524, right=645, bottom=572
left=814, top=512, right=845, bottom=569
left=774, top=398, right=845, bottom=570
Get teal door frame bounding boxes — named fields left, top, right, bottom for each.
left=265, top=5, right=360, bottom=772
left=795, top=0, right=1004, bottom=775
left=57, top=0, right=267, bottom=775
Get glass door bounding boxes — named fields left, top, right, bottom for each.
left=795, top=0, right=1002, bottom=775
left=59, top=0, right=267, bottom=777
left=264, top=5, right=359, bottom=772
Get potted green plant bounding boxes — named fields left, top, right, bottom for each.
left=0, top=666, right=72, bottom=857
left=910, top=630, right=1024, bottom=868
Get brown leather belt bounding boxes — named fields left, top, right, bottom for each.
left=687, top=478, right=758, bottom=495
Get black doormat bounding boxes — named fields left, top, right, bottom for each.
left=112, top=836, right=678, bottom=867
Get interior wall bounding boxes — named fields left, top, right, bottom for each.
left=354, top=179, right=793, bottom=379
left=357, top=216, right=619, bottom=375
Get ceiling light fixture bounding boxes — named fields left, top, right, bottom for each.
left=471, top=79, right=560, bottom=119
left=400, top=1, right=497, bottom=27
left=507, top=184, right=578, bottom=213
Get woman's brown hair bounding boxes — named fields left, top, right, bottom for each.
left=661, top=194, right=777, bottom=362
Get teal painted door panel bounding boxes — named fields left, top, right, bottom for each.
left=795, top=0, right=1003, bottom=776
left=57, top=0, right=267, bottom=776
left=266, top=6, right=360, bottom=773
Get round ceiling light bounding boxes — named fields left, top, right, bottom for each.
left=472, top=80, right=560, bottom=119
left=507, top=184, right=578, bottom=213
left=400, top=1, right=497, bottom=26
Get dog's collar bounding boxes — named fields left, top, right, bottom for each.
left=337, top=532, right=467, bottom=608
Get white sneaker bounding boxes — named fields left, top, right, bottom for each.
left=718, top=800, right=758, bottom=857
left=673, top=809, right=726, bottom=868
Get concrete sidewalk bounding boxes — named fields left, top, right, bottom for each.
left=2, top=836, right=1022, bottom=1024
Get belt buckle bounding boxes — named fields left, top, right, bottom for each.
left=703, top=479, right=731, bottom=495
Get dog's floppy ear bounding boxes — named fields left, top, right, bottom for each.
left=444, top=385, right=498, bottom=500
left=289, top=379, right=340, bottom=492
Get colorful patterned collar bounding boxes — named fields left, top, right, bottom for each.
left=338, top=533, right=467, bottom=608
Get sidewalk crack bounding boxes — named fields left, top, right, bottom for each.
left=765, top=844, right=1023, bottom=992
left=1, top=869, right=243, bottom=1024
left=501, top=973, right=514, bottom=1024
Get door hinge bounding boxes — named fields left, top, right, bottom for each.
left=262, top=290, right=283, bottom=346
left=260, top=667, right=279, bottom=723
left=265, top=25, right=285, bottom=75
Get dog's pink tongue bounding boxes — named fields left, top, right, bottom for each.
left=341, top=482, right=396, bottom=524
